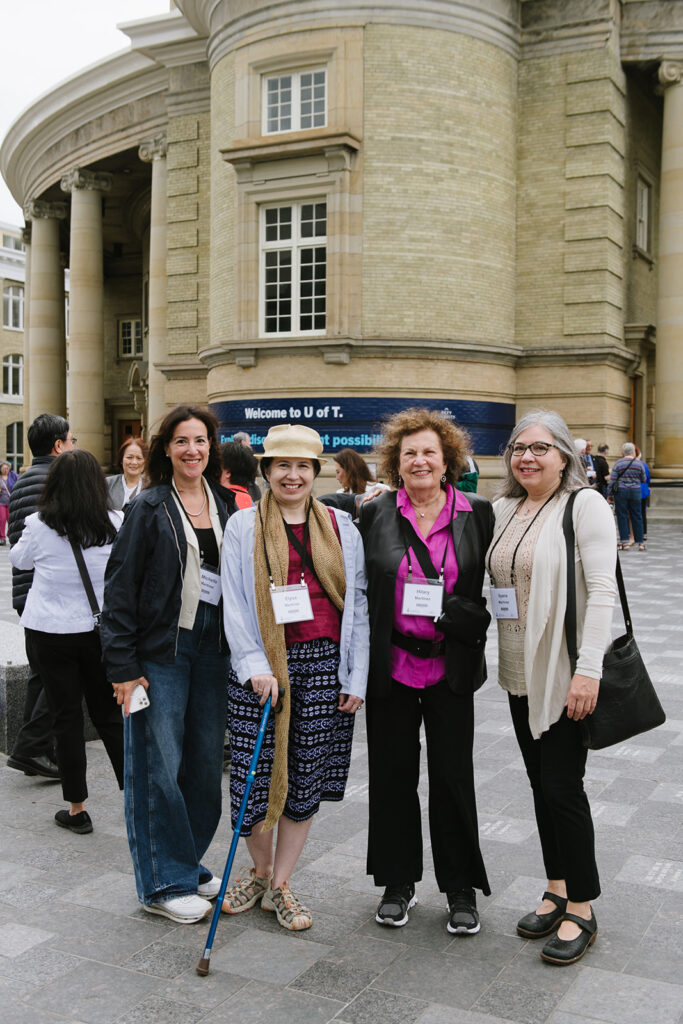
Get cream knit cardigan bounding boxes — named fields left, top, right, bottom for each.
left=491, top=488, right=617, bottom=739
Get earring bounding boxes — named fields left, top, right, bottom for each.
left=441, top=474, right=447, bottom=483
left=398, top=475, right=403, bottom=486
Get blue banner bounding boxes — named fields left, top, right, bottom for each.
left=210, top=397, right=515, bottom=455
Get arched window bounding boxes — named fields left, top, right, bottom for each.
left=2, top=353, right=23, bottom=397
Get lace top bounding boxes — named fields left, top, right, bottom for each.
left=488, top=502, right=555, bottom=696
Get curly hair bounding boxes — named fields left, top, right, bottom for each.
left=375, top=408, right=470, bottom=488
left=146, top=405, right=222, bottom=487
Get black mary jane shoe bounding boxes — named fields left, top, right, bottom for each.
left=540, top=910, right=597, bottom=965
left=516, top=891, right=567, bottom=939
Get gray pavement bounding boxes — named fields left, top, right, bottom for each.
left=0, top=523, right=682, bottom=1024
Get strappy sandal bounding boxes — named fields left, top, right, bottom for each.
left=220, top=867, right=270, bottom=914
left=261, top=883, right=312, bottom=930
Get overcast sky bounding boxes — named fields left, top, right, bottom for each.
left=0, top=0, right=171, bottom=225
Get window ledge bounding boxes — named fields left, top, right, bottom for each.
left=632, top=244, right=655, bottom=269
left=221, top=130, right=361, bottom=170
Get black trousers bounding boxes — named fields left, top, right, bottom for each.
left=10, top=630, right=56, bottom=760
left=26, top=629, right=124, bottom=804
left=508, top=694, right=600, bottom=903
left=366, top=679, right=490, bottom=895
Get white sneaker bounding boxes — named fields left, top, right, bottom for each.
left=197, top=875, right=222, bottom=899
left=142, top=894, right=212, bottom=923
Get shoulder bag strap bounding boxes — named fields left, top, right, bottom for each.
left=562, top=489, right=631, bottom=674
left=69, top=539, right=101, bottom=623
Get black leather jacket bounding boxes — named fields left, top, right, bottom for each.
left=8, top=456, right=55, bottom=613
left=358, top=489, right=494, bottom=698
left=100, top=479, right=236, bottom=684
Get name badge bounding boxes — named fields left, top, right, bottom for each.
left=270, top=583, right=314, bottom=625
left=200, top=565, right=222, bottom=606
left=490, top=587, right=519, bottom=619
left=402, top=578, right=444, bottom=618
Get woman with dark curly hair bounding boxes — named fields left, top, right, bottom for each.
left=358, top=408, right=493, bottom=935
left=100, top=405, right=237, bottom=925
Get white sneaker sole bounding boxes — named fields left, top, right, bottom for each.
left=447, top=919, right=481, bottom=935
left=376, top=894, right=418, bottom=927
left=142, top=902, right=211, bottom=924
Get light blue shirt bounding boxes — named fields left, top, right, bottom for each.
left=221, top=505, right=370, bottom=698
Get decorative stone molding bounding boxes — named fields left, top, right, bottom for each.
left=60, top=169, right=113, bottom=194
left=139, top=132, right=168, bottom=163
left=221, top=131, right=360, bottom=185
left=23, top=199, right=67, bottom=221
left=658, top=60, right=683, bottom=91
left=21, top=224, right=31, bottom=245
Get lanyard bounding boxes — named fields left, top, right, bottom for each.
left=486, top=492, right=558, bottom=586
left=398, top=489, right=455, bottom=582
left=258, top=498, right=312, bottom=589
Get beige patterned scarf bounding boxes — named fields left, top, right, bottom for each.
left=253, top=489, right=346, bottom=830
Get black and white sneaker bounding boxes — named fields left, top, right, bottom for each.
left=447, top=888, right=480, bottom=935
left=376, top=883, right=417, bottom=927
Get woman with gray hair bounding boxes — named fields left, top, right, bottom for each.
left=487, top=410, right=617, bottom=965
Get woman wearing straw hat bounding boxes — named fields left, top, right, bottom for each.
left=220, top=423, right=370, bottom=930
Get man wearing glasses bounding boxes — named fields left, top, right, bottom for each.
left=5, top=414, right=75, bottom=779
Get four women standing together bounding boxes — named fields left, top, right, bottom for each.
left=12, top=402, right=621, bottom=968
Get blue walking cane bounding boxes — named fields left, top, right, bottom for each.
left=197, top=682, right=282, bottom=977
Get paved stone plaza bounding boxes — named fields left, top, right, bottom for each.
left=0, top=523, right=681, bottom=1024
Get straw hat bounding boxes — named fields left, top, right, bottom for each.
left=259, top=423, right=327, bottom=463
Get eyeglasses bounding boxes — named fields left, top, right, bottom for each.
left=508, top=442, right=559, bottom=457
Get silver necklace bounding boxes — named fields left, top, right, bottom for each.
left=180, top=491, right=207, bottom=517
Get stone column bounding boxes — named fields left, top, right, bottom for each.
left=60, top=169, right=112, bottom=462
left=22, top=201, right=68, bottom=427
left=21, top=224, right=31, bottom=458
left=139, top=133, right=168, bottom=436
left=655, top=61, right=683, bottom=476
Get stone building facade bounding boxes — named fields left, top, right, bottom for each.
left=1, top=0, right=682, bottom=491
left=0, top=224, right=27, bottom=469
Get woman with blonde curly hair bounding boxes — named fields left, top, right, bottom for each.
left=358, top=408, right=493, bottom=935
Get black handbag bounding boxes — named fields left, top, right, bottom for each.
left=562, top=490, right=665, bottom=749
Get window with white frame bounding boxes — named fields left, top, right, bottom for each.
left=263, top=68, right=327, bottom=134
left=118, top=318, right=143, bottom=358
left=6, top=421, right=23, bottom=471
left=261, top=201, right=327, bottom=335
left=2, top=354, right=23, bottom=397
left=636, top=175, right=652, bottom=253
left=2, top=234, right=24, bottom=252
left=2, top=283, right=24, bottom=329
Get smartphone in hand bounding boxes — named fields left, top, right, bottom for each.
left=127, top=683, right=150, bottom=714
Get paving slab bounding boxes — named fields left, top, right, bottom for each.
left=0, top=525, right=681, bottom=1023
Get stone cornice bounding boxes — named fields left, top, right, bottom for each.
left=621, top=1, right=683, bottom=63
left=0, top=51, right=168, bottom=210
left=156, top=361, right=207, bottom=381
left=221, top=131, right=361, bottom=181
left=521, top=0, right=617, bottom=59
left=181, top=0, right=521, bottom=69
left=520, top=343, right=641, bottom=372
left=119, top=12, right=209, bottom=68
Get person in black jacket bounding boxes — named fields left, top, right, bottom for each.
left=5, top=413, right=75, bottom=780
left=358, top=408, right=493, bottom=936
left=101, top=405, right=236, bottom=926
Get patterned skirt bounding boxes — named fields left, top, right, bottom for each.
left=227, top=637, right=355, bottom=835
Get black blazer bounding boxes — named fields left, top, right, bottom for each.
left=358, top=489, right=494, bottom=698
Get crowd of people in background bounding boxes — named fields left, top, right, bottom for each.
left=0, top=405, right=643, bottom=966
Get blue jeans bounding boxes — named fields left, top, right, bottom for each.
left=614, top=489, right=644, bottom=543
left=124, top=602, right=229, bottom=905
